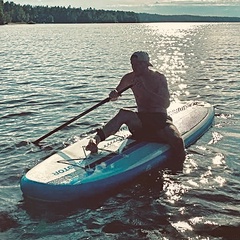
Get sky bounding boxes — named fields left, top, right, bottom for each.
left=11, top=0, right=240, bottom=17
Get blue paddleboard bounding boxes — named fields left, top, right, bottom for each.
left=20, top=101, right=214, bottom=202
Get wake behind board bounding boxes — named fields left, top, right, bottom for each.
left=20, top=101, right=214, bottom=202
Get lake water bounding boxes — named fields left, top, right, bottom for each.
left=0, top=23, right=239, bottom=239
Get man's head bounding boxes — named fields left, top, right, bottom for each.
left=130, top=51, right=153, bottom=67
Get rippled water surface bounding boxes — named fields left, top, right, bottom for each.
left=1, top=23, right=240, bottom=239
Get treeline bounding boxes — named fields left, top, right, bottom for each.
left=1, top=1, right=240, bottom=25
left=139, top=13, right=240, bottom=23
left=0, top=1, right=139, bottom=24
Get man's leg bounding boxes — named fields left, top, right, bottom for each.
left=86, top=109, right=142, bottom=153
left=158, top=123, right=186, bottom=172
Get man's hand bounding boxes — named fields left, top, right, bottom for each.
left=109, top=89, right=120, bottom=101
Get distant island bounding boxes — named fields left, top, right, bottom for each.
left=0, top=0, right=240, bottom=25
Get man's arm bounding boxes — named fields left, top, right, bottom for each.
left=109, top=73, right=133, bottom=100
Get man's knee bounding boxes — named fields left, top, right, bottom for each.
left=164, top=124, right=181, bottom=143
left=173, top=135, right=184, bottom=148
left=171, top=135, right=185, bottom=162
left=117, top=108, right=132, bottom=118
left=169, top=134, right=185, bottom=153
left=118, top=109, right=140, bottom=124
left=164, top=125, right=185, bottom=158
left=121, top=108, right=138, bottom=114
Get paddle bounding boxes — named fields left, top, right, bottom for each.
left=32, top=85, right=132, bottom=145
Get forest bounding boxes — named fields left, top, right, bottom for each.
left=0, top=1, right=139, bottom=24
left=0, top=1, right=240, bottom=25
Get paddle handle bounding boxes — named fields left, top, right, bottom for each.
left=33, top=84, right=132, bottom=145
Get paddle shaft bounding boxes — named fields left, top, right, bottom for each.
left=33, top=85, right=132, bottom=145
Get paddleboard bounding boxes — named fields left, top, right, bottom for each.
left=20, top=101, right=214, bottom=202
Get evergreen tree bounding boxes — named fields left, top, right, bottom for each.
left=0, top=0, right=4, bottom=25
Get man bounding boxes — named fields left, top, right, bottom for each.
left=86, top=51, right=185, bottom=168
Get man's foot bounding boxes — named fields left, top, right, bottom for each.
left=85, top=139, right=98, bottom=154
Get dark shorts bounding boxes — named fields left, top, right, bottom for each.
left=132, top=112, right=173, bottom=141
